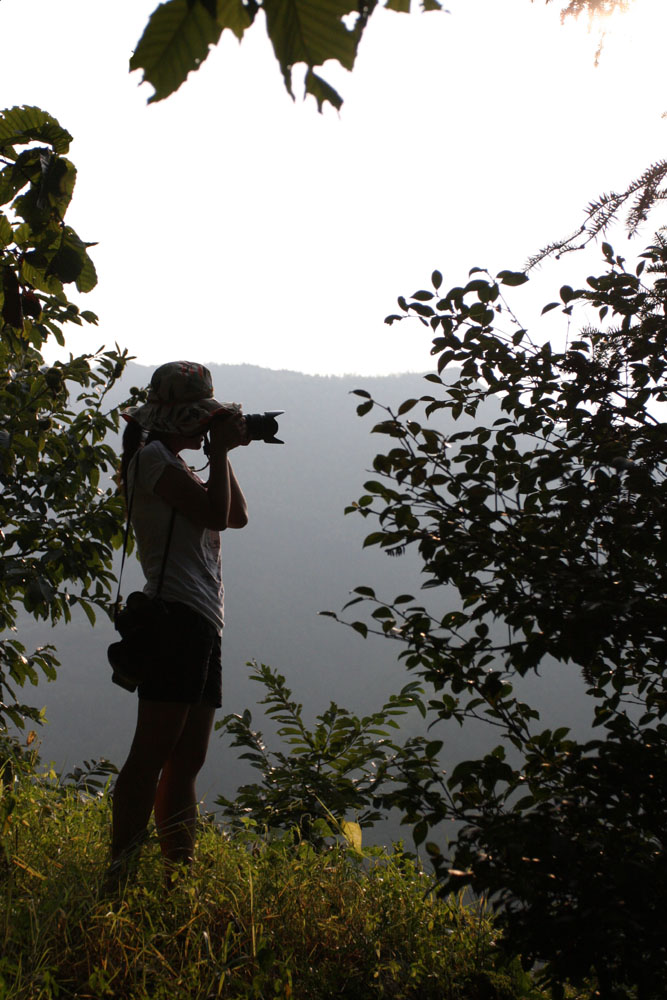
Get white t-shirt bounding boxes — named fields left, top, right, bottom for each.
left=128, top=440, right=224, bottom=633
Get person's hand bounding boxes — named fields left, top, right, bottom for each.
left=209, top=412, right=249, bottom=451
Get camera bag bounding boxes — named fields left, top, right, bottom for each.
left=107, top=450, right=176, bottom=692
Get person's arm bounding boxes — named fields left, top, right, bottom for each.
left=226, top=462, right=248, bottom=529
left=153, top=415, right=248, bottom=530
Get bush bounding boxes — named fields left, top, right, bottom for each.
left=0, top=764, right=544, bottom=1000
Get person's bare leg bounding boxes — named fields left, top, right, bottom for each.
left=111, top=700, right=191, bottom=863
left=154, top=703, right=216, bottom=870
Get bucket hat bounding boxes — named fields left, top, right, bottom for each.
left=121, top=361, right=239, bottom=435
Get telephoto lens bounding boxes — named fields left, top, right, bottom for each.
left=244, top=411, right=284, bottom=444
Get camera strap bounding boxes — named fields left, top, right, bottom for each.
left=113, top=449, right=176, bottom=626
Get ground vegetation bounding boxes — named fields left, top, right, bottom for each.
left=0, top=757, right=545, bottom=1000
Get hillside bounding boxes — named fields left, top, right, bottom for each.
left=18, top=362, right=590, bottom=841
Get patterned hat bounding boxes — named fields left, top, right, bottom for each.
left=121, top=361, right=239, bottom=435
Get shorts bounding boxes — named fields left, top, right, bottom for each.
left=137, top=600, right=222, bottom=707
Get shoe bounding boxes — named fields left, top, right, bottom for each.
left=99, top=835, right=147, bottom=898
left=99, top=857, right=132, bottom=899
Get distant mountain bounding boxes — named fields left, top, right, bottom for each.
left=18, top=363, right=590, bottom=845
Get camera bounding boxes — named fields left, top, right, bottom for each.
left=205, top=410, right=284, bottom=449
left=114, top=591, right=160, bottom=639
left=108, top=591, right=169, bottom=692
left=244, top=411, right=284, bottom=444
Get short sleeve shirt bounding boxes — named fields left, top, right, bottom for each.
left=128, top=440, right=224, bottom=633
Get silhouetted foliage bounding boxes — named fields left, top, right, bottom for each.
left=337, top=242, right=667, bottom=998
left=529, top=158, right=667, bottom=267
left=215, top=661, right=444, bottom=848
left=129, top=0, right=630, bottom=111
left=0, top=107, right=134, bottom=731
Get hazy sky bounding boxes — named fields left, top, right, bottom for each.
left=2, top=0, right=666, bottom=375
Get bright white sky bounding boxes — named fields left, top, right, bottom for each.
left=2, top=0, right=667, bottom=375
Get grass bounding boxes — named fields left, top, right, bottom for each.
left=0, top=772, right=545, bottom=1000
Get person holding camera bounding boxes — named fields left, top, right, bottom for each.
left=108, top=361, right=249, bottom=886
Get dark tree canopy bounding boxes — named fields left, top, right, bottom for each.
left=333, top=240, right=667, bottom=999
left=0, top=107, right=133, bottom=731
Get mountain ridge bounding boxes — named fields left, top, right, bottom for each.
left=18, top=362, right=590, bottom=844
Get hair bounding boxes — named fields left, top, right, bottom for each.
left=120, top=420, right=144, bottom=498
left=119, top=422, right=173, bottom=497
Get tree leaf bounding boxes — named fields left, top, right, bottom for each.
left=217, top=0, right=254, bottom=38
left=0, top=106, right=72, bottom=155
left=63, top=228, right=98, bottom=293
left=264, top=0, right=359, bottom=100
left=340, top=818, right=362, bottom=852
left=413, top=818, right=427, bottom=845
left=0, top=213, right=12, bottom=247
left=47, top=247, right=83, bottom=284
left=397, top=398, right=418, bottom=415
left=305, top=69, right=343, bottom=113
left=496, top=269, right=529, bottom=286
left=130, top=0, right=223, bottom=104
left=1, top=265, right=22, bottom=327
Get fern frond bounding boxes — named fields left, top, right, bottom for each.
left=528, top=159, right=667, bottom=269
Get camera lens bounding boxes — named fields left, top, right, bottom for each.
left=244, top=411, right=284, bottom=444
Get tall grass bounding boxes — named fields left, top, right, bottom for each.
left=0, top=774, right=544, bottom=999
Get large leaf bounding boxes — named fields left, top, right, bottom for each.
left=46, top=246, right=83, bottom=284
left=66, top=228, right=98, bottom=293
left=1, top=265, right=22, bottom=328
left=305, top=68, right=343, bottom=112
left=0, top=213, right=12, bottom=248
left=131, top=0, right=447, bottom=110
left=0, top=106, right=72, bottom=155
left=0, top=150, right=50, bottom=210
left=12, top=158, right=78, bottom=233
left=264, top=0, right=358, bottom=98
left=129, top=0, right=224, bottom=103
left=217, top=0, right=255, bottom=39
left=340, top=818, right=362, bottom=852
